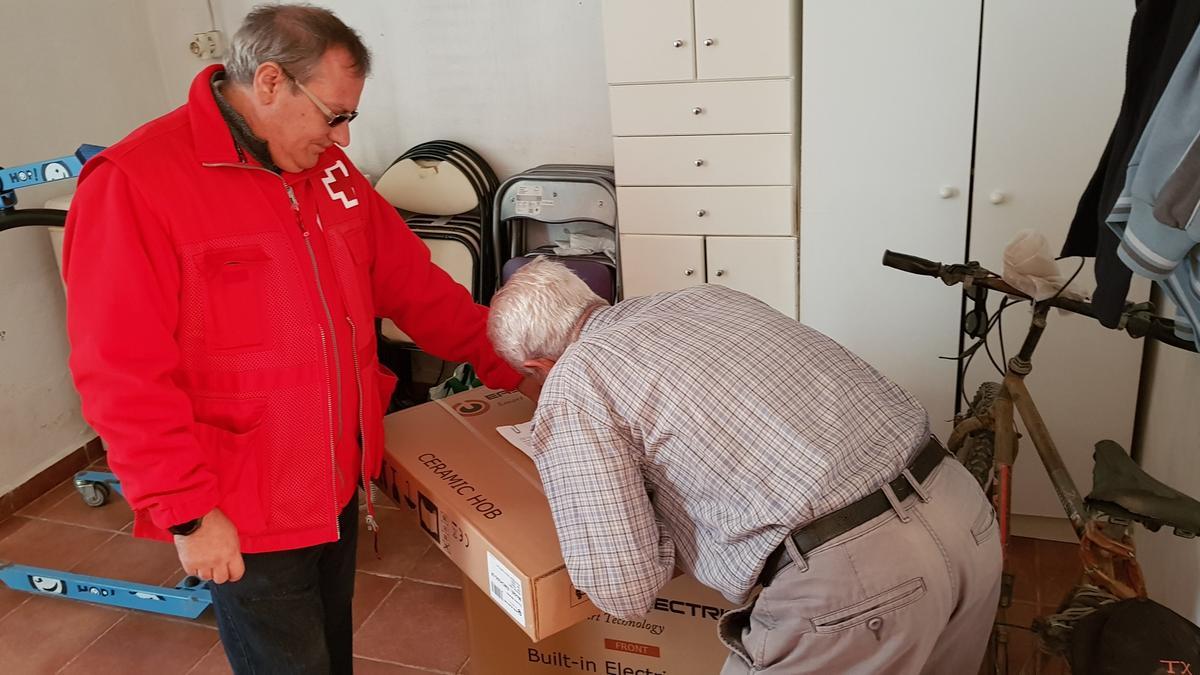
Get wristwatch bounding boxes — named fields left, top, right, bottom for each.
left=168, top=518, right=203, bottom=536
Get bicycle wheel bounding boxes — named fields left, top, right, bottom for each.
left=958, top=381, right=1001, bottom=493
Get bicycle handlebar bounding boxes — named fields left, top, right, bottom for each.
left=882, top=249, right=1197, bottom=353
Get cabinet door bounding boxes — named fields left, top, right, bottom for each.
left=614, top=134, right=793, bottom=187
left=970, top=0, right=1138, bottom=520
left=601, top=0, right=695, bottom=84
left=798, top=0, right=981, bottom=441
left=609, top=80, right=793, bottom=136
left=694, top=0, right=794, bottom=79
left=617, top=186, right=795, bottom=236
left=620, top=234, right=706, bottom=297
left=706, top=236, right=797, bottom=319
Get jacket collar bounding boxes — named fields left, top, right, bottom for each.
left=188, top=64, right=343, bottom=181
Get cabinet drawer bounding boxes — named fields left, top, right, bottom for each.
left=707, top=236, right=797, bottom=318
left=614, top=135, right=794, bottom=186
left=619, top=234, right=706, bottom=297
left=609, top=80, right=793, bottom=136
left=617, top=186, right=794, bottom=236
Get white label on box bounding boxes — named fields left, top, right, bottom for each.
left=486, top=551, right=527, bottom=627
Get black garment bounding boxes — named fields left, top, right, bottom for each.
left=210, top=71, right=281, bottom=174
left=1068, top=598, right=1200, bottom=674
left=209, top=497, right=359, bottom=675
left=1062, top=0, right=1200, bottom=327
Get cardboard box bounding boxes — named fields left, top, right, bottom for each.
left=464, top=572, right=735, bottom=675
left=378, top=388, right=599, bottom=641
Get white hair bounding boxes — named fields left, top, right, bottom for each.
left=487, top=258, right=606, bottom=373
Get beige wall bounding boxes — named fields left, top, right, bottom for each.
left=0, top=0, right=171, bottom=494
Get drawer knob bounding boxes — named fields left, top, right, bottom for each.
left=694, top=159, right=705, bottom=167
left=692, top=106, right=704, bottom=115
left=673, top=39, right=684, bottom=48
left=989, top=190, right=1007, bottom=205
left=696, top=209, right=707, bottom=217
left=938, top=186, right=959, bottom=199
left=714, top=269, right=726, bottom=277
left=684, top=268, right=695, bottom=277
left=703, top=38, right=715, bottom=47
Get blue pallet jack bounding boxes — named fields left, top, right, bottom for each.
left=0, top=147, right=213, bottom=620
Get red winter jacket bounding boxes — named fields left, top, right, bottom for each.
left=63, top=65, right=521, bottom=553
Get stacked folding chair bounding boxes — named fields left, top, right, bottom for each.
left=493, top=164, right=621, bottom=302
left=373, top=140, right=500, bottom=408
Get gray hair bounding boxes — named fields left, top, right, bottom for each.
left=487, top=258, right=606, bottom=373
left=225, top=4, right=371, bottom=85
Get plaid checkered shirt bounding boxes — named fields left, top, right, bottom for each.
left=528, top=284, right=930, bottom=618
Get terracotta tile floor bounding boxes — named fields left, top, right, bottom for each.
left=0, top=458, right=471, bottom=674
left=988, top=536, right=1083, bottom=675
left=0, top=457, right=1083, bottom=675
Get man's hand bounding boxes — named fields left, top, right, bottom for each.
left=174, top=508, right=244, bottom=584
left=517, top=376, right=543, bottom=403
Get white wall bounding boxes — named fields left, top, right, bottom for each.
left=0, top=0, right=171, bottom=494
left=144, top=0, right=615, bottom=180
left=1135, top=329, right=1200, bottom=623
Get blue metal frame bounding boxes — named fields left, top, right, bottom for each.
left=1, top=144, right=104, bottom=210
left=0, top=562, right=212, bottom=619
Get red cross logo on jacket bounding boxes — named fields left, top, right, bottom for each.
left=322, top=160, right=359, bottom=209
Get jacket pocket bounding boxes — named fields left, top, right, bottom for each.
left=192, top=396, right=269, bottom=533
left=811, top=578, right=926, bottom=634
left=199, top=245, right=272, bottom=352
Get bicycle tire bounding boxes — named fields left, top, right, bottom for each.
left=958, top=382, right=1001, bottom=493
left=0, top=208, right=67, bottom=233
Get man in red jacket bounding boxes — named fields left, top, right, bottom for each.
left=63, top=5, right=527, bottom=673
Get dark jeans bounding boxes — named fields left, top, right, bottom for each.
left=210, top=497, right=359, bottom=675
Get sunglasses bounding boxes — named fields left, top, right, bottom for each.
left=281, top=67, right=359, bottom=128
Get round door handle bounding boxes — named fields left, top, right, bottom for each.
left=938, top=186, right=959, bottom=199
left=714, top=269, right=726, bottom=277
left=989, top=190, right=1007, bottom=205
left=692, top=106, right=704, bottom=115
left=684, top=268, right=695, bottom=277
left=703, top=38, right=715, bottom=47
left=694, top=159, right=705, bottom=167
left=672, top=39, right=684, bottom=48
left=696, top=209, right=707, bottom=217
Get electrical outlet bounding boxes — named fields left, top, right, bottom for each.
left=189, top=30, right=224, bottom=60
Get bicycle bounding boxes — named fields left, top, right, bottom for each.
left=881, top=249, right=1200, bottom=674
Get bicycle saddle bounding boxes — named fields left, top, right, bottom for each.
left=1087, top=440, right=1200, bottom=536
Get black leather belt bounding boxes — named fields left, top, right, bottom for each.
left=758, top=437, right=949, bottom=588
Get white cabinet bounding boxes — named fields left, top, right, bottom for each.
left=693, top=0, right=795, bottom=80
left=616, top=186, right=794, bottom=236
left=800, top=0, right=1142, bottom=524
left=619, top=235, right=705, bottom=296
left=707, top=236, right=797, bottom=316
left=602, top=0, right=799, bottom=318
left=602, top=0, right=794, bottom=84
left=966, top=0, right=1140, bottom=519
left=613, top=135, right=794, bottom=186
left=621, top=234, right=798, bottom=318
left=600, top=0, right=695, bottom=84
left=608, top=80, right=793, bottom=136
left=799, top=0, right=982, bottom=441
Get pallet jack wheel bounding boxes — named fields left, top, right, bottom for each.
left=77, top=481, right=110, bottom=507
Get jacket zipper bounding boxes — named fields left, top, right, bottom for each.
left=202, top=161, right=344, bottom=536
left=347, top=316, right=380, bottom=537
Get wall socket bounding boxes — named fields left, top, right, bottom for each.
left=190, top=30, right=224, bottom=60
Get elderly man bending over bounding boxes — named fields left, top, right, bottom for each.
left=486, top=258, right=1002, bottom=675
